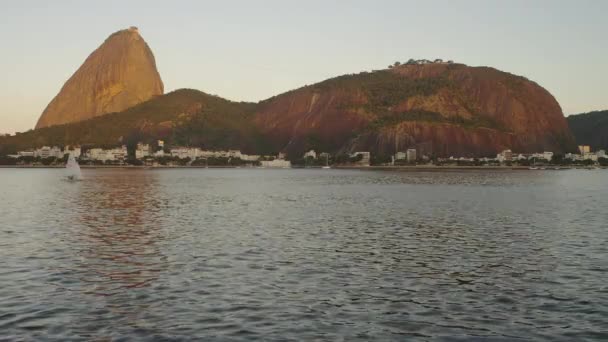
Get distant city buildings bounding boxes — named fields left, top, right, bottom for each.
left=86, top=146, right=127, bottom=162
left=136, top=143, right=151, bottom=159
left=303, top=150, right=317, bottom=159
left=260, top=159, right=291, bottom=168
left=35, top=146, right=63, bottom=159
left=165, top=147, right=259, bottom=161
left=4, top=142, right=606, bottom=167
left=578, top=145, right=591, bottom=154
left=17, top=151, right=34, bottom=158
left=496, top=149, right=513, bottom=163
left=395, top=152, right=406, bottom=160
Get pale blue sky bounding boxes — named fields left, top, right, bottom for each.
left=1, top=0, right=606, bottom=134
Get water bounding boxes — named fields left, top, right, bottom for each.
left=0, top=168, right=606, bottom=341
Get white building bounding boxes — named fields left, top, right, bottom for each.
left=565, top=153, right=582, bottom=161
left=260, top=159, right=291, bottom=168
left=597, top=150, right=606, bottom=159
left=34, top=146, right=64, bottom=159
left=227, top=150, right=242, bottom=158
left=136, top=143, right=151, bottom=159
left=578, top=145, right=591, bottom=154
left=497, top=149, right=513, bottom=163
left=303, top=150, right=317, bottom=159
left=528, top=152, right=552, bottom=161
left=240, top=154, right=261, bottom=161
left=395, top=152, right=406, bottom=160
left=17, top=151, right=35, bottom=157
left=584, top=152, right=598, bottom=161
left=170, top=147, right=198, bottom=159
left=406, top=149, right=417, bottom=162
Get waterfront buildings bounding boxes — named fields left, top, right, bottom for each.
left=34, top=146, right=64, bottom=159
left=167, top=147, right=261, bottom=161
left=406, top=149, right=417, bottom=163
left=6, top=142, right=606, bottom=166
left=497, top=149, right=513, bottom=162
left=578, top=145, right=591, bottom=155
left=17, top=151, right=35, bottom=158
left=136, top=143, right=151, bottom=159
left=85, top=146, right=128, bottom=162
left=260, top=159, right=292, bottom=168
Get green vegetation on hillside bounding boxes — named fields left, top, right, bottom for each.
left=310, top=69, right=449, bottom=109
left=260, top=68, right=450, bottom=111
left=0, top=89, right=270, bottom=155
left=369, top=110, right=506, bottom=131
left=567, top=110, right=608, bottom=150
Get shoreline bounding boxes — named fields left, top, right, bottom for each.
left=1, top=165, right=605, bottom=171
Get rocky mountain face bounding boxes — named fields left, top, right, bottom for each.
left=35, top=27, right=163, bottom=129
left=9, top=46, right=577, bottom=158
left=567, top=110, right=608, bottom=150
left=254, top=63, right=576, bottom=157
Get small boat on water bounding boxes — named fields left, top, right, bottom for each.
left=65, top=154, right=82, bottom=181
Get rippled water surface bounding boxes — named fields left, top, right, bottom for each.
left=1, top=168, right=607, bottom=341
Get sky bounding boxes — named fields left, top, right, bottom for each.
left=0, top=0, right=607, bottom=134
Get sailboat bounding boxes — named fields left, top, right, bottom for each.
left=65, top=153, right=82, bottom=181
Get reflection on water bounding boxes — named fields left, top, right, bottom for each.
left=0, top=168, right=607, bottom=341
left=73, top=171, right=167, bottom=295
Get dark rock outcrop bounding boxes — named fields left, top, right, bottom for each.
left=567, top=110, right=608, bottom=150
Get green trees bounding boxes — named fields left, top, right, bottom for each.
left=567, top=110, right=608, bottom=151
left=0, top=89, right=261, bottom=154
left=371, top=154, right=392, bottom=165
left=0, top=156, right=16, bottom=165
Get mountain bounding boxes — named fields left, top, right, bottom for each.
left=35, top=27, right=164, bottom=129
left=1, top=89, right=267, bottom=155
left=567, top=110, right=608, bottom=150
left=2, top=60, right=576, bottom=159
left=254, top=63, right=576, bottom=158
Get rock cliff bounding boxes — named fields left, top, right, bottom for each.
left=254, top=63, right=576, bottom=157
left=35, top=27, right=163, bottom=129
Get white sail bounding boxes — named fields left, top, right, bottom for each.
left=66, top=154, right=82, bottom=181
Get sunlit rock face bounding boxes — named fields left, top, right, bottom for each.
left=254, top=63, right=576, bottom=156
left=35, top=27, right=164, bottom=129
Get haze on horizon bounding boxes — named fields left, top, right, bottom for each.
left=0, top=0, right=606, bottom=134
